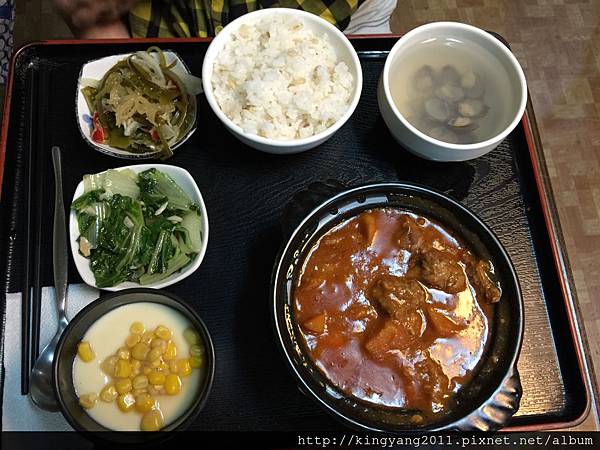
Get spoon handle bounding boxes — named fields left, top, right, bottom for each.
left=52, top=146, right=68, bottom=327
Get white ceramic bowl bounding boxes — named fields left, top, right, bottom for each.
left=69, top=164, right=209, bottom=291
left=76, top=51, right=198, bottom=159
left=378, top=22, right=527, bottom=161
left=201, top=8, right=363, bottom=154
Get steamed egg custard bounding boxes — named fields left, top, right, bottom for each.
left=72, top=303, right=206, bottom=431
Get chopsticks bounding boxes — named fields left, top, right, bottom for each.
left=20, top=71, right=37, bottom=394
left=20, top=69, right=48, bottom=394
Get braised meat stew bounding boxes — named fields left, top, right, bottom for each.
left=293, top=208, right=501, bottom=421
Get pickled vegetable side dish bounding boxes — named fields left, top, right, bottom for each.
left=71, top=168, right=203, bottom=288
left=294, top=208, right=501, bottom=422
left=81, top=47, right=202, bottom=159
left=73, top=303, right=207, bottom=431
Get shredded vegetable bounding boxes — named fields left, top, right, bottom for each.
left=72, top=168, right=203, bottom=288
left=81, top=47, right=202, bottom=159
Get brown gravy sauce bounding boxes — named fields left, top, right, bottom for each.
left=294, top=208, right=500, bottom=418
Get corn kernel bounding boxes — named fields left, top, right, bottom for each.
left=163, top=341, right=177, bottom=360
left=168, top=360, right=179, bottom=374
left=147, top=385, right=161, bottom=396
left=116, top=346, right=130, bottom=360
left=164, top=374, right=182, bottom=395
left=151, top=338, right=167, bottom=351
left=79, top=393, right=98, bottom=409
left=117, top=393, right=135, bottom=412
left=130, top=321, right=145, bottom=335
left=132, top=388, right=148, bottom=397
left=150, top=359, right=161, bottom=369
left=135, top=393, right=156, bottom=413
left=154, top=325, right=172, bottom=341
left=142, top=366, right=152, bottom=375
left=77, top=341, right=95, bottom=363
left=147, top=347, right=163, bottom=362
left=140, top=331, right=155, bottom=345
left=140, top=409, right=164, bottom=431
left=101, top=355, right=119, bottom=376
left=147, top=370, right=166, bottom=385
left=190, top=344, right=205, bottom=358
left=115, top=377, right=133, bottom=395
left=114, top=359, right=132, bottom=378
left=99, top=384, right=118, bottom=402
left=131, top=343, right=150, bottom=360
left=132, top=374, right=149, bottom=390
left=126, top=333, right=141, bottom=348
left=177, top=359, right=192, bottom=377
left=183, top=328, right=200, bottom=345
left=130, top=359, right=142, bottom=376
left=190, top=355, right=204, bottom=369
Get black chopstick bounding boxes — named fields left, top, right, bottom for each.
left=21, top=72, right=38, bottom=394
left=30, top=85, right=48, bottom=368
left=20, top=169, right=32, bottom=394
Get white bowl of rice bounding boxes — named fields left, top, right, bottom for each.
left=202, top=8, right=362, bottom=154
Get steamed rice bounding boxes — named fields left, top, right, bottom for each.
left=211, top=16, right=355, bottom=140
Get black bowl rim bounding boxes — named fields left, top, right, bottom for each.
left=53, top=287, right=216, bottom=436
left=271, top=181, right=525, bottom=432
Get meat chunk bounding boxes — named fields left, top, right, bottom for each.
left=369, top=275, right=427, bottom=336
left=415, top=248, right=466, bottom=293
left=470, top=260, right=502, bottom=303
left=370, top=276, right=427, bottom=319
left=396, top=215, right=426, bottom=253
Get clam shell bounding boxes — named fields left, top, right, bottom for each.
left=435, top=84, right=465, bottom=103
left=425, top=98, right=451, bottom=122
left=439, top=65, right=460, bottom=86
left=461, top=70, right=485, bottom=99
left=458, top=99, right=488, bottom=118
left=447, top=116, right=479, bottom=133
left=414, top=65, right=435, bottom=93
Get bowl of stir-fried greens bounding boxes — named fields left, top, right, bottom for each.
left=77, top=47, right=202, bottom=160
left=69, top=165, right=208, bottom=290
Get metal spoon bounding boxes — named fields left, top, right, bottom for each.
left=30, top=146, right=69, bottom=411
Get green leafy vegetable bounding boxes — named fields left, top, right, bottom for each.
left=137, top=168, right=195, bottom=212
left=72, top=168, right=202, bottom=288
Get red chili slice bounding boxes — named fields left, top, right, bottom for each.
left=91, top=112, right=106, bottom=143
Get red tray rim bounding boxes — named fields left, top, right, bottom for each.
left=0, top=35, right=593, bottom=432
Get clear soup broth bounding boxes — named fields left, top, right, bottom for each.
left=390, top=37, right=518, bottom=145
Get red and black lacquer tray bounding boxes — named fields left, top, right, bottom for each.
left=0, top=36, right=593, bottom=431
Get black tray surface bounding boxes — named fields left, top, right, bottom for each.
left=0, top=38, right=587, bottom=430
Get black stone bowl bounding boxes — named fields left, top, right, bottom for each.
left=53, top=288, right=215, bottom=443
left=272, top=182, right=524, bottom=432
